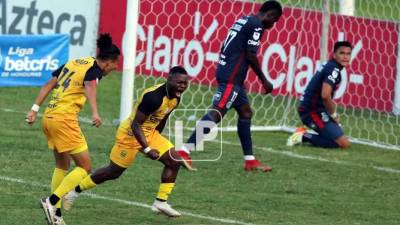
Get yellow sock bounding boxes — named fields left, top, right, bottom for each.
left=156, top=183, right=175, bottom=201
left=53, top=167, right=88, bottom=199
left=51, top=168, right=68, bottom=208
left=79, top=175, right=97, bottom=191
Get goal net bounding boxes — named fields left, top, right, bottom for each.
left=123, top=0, right=400, bottom=150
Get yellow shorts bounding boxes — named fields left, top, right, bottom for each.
left=42, top=116, right=88, bottom=154
left=110, top=129, right=174, bottom=168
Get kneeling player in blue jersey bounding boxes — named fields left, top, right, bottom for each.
left=287, top=41, right=352, bottom=149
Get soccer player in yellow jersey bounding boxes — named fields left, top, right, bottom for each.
left=62, top=66, right=189, bottom=218
left=25, top=33, right=120, bottom=225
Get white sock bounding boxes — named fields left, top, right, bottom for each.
left=244, top=155, right=255, bottom=161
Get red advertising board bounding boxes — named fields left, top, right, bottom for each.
left=99, top=0, right=399, bottom=112
left=328, top=15, right=398, bottom=112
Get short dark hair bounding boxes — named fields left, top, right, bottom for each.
left=334, top=41, right=352, bottom=53
left=96, top=33, right=120, bottom=60
left=169, top=66, right=188, bottom=77
left=259, top=0, right=282, bottom=15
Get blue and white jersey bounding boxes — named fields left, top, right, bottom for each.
left=216, top=15, right=264, bottom=85
left=299, top=60, right=343, bottom=111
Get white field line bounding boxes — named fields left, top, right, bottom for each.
left=3, top=108, right=400, bottom=174
left=0, top=175, right=253, bottom=225
left=220, top=138, right=400, bottom=174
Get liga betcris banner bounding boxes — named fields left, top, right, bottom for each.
left=99, top=0, right=399, bottom=112
left=0, top=34, right=69, bottom=86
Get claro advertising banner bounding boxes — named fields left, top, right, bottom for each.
left=0, top=34, right=68, bottom=86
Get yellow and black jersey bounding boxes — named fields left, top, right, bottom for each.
left=120, top=83, right=179, bottom=135
left=44, top=57, right=103, bottom=118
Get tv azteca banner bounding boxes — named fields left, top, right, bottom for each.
left=0, top=34, right=68, bottom=86
left=0, top=0, right=100, bottom=59
left=99, top=0, right=399, bottom=112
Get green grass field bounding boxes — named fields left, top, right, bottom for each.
left=1, top=73, right=400, bottom=225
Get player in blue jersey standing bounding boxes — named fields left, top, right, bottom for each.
left=178, top=1, right=282, bottom=172
left=286, top=41, right=352, bottom=149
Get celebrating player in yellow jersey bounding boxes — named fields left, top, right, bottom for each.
left=61, top=66, right=189, bottom=218
left=25, top=33, right=120, bottom=225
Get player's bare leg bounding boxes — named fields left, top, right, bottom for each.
left=90, top=162, right=126, bottom=184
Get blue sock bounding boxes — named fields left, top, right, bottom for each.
left=187, top=113, right=215, bottom=146
left=302, top=133, right=339, bottom=148
left=237, top=118, right=253, bottom=156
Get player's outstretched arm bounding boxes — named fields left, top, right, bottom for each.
left=131, top=110, right=160, bottom=160
left=84, top=80, right=102, bottom=127
left=25, top=76, right=58, bottom=125
left=245, top=51, right=273, bottom=94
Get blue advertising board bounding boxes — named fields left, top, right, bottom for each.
left=0, top=34, right=69, bottom=86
